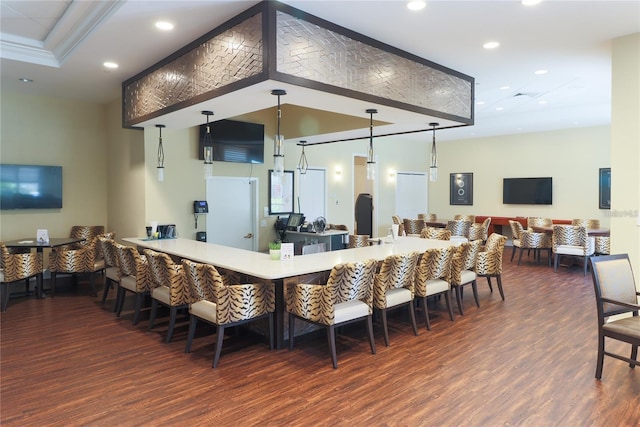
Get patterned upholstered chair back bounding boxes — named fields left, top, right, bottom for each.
left=403, top=218, right=426, bottom=235
left=572, top=218, right=600, bottom=229
left=373, top=252, right=419, bottom=309
left=328, top=224, right=348, bottom=231
left=450, top=243, right=471, bottom=287
left=326, top=259, right=377, bottom=309
left=0, top=243, right=43, bottom=283
left=144, top=249, right=195, bottom=306
left=509, top=220, right=524, bottom=240
left=182, top=258, right=275, bottom=325
left=476, top=233, right=508, bottom=276
left=417, top=213, right=438, bottom=222
left=69, top=226, right=105, bottom=248
left=552, top=225, right=590, bottom=254
left=348, top=234, right=370, bottom=248
left=446, top=220, right=471, bottom=237
left=595, top=236, right=611, bottom=255
left=115, top=244, right=151, bottom=293
left=98, top=236, right=118, bottom=271
left=391, top=215, right=405, bottom=236
left=419, top=227, right=451, bottom=240
left=520, top=229, right=552, bottom=249
left=527, top=217, right=553, bottom=230
left=468, top=217, right=491, bottom=241
left=464, top=239, right=483, bottom=270
left=414, top=246, right=455, bottom=298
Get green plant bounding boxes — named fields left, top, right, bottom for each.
left=269, top=241, right=281, bottom=250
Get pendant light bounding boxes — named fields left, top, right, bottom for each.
left=156, top=124, right=165, bottom=182
left=429, top=122, right=439, bottom=182
left=366, top=108, right=378, bottom=181
left=271, top=89, right=286, bottom=177
left=202, top=110, right=214, bottom=179
left=297, top=140, right=308, bottom=175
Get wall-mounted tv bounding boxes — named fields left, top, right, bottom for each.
left=0, top=164, right=63, bottom=210
left=503, top=177, right=552, bottom=205
left=199, top=119, right=264, bottom=164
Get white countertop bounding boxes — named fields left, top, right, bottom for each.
left=123, top=236, right=453, bottom=281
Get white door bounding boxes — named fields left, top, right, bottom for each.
left=396, top=172, right=428, bottom=218
left=206, top=176, right=258, bottom=251
left=298, top=168, right=326, bottom=222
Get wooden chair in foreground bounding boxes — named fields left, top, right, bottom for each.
left=589, top=254, right=639, bottom=380
left=182, top=259, right=274, bottom=368
left=0, top=243, right=43, bottom=311
left=286, top=259, right=378, bottom=368
left=372, top=252, right=420, bottom=346
left=413, top=246, right=456, bottom=330
left=474, top=233, right=508, bottom=300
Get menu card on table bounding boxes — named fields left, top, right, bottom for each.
left=37, top=229, right=50, bottom=244
left=280, top=243, right=294, bottom=261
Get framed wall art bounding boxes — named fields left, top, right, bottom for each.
left=599, top=167, right=611, bottom=209
left=450, top=173, right=473, bottom=206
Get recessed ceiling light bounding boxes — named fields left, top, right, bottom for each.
left=103, top=62, right=119, bottom=69
left=538, top=100, right=547, bottom=104
left=483, top=41, right=500, bottom=49
left=500, top=85, right=510, bottom=90
left=407, top=1, right=426, bottom=11
left=496, top=107, right=504, bottom=111
left=155, top=21, right=174, bottom=31
left=535, top=69, right=548, bottom=75
left=476, top=101, right=485, bottom=105
left=522, top=0, right=542, bottom=6
left=19, top=77, right=33, bottom=83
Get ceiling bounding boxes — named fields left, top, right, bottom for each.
left=1, top=0, right=638, bottom=143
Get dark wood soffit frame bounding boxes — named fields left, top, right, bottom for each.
left=121, top=1, right=268, bottom=129
left=122, top=0, right=474, bottom=128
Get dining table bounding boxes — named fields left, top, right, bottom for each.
left=3, top=237, right=86, bottom=298
left=124, top=236, right=456, bottom=349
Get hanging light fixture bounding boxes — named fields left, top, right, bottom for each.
left=156, top=124, right=165, bottom=182
left=366, top=108, right=378, bottom=181
left=429, top=122, right=439, bottom=182
left=271, top=89, right=286, bottom=177
left=297, top=140, right=308, bottom=175
left=201, top=110, right=214, bottom=179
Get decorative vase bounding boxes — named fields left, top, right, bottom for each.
left=269, top=249, right=281, bottom=260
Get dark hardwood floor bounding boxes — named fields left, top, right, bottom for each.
left=1, top=253, right=639, bottom=426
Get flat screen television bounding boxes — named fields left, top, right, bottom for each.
left=0, top=164, right=63, bottom=210
left=199, top=119, right=264, bottom=164
left=503, top=177, right=552, bottom=205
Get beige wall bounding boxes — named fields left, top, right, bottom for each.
left=611, top=33, right=640, bottom=277
left=0, top=93, right=108, bottom=249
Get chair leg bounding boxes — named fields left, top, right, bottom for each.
left=101, top=279, right=112, bottom=304
left=595, top=333, right=605, bottom=380
left=444, top=290, right=455, bottom=321
left=132, top=293, right=144, bottom=325
left=421, top=297, right=431, bottom=330
left=517, top=249, right=524, bottom=266
left=366, top=315, right=376, bottom=355
left=583, top=256, right=588, bottom=276
left=166, top=306, right=178, bottom=343
left=455, top=287, right=464, bottom=315
left=1, top=283, right=9, bottom=312
left=149, top=299, right=159, bottom=330
left=25, top=278, right=30, bottom=295
left=380, top=308, right=390, bottom=347
left=554, top=253, right=559, bottom=272
left=510, top=246, right=516, bottom=262
left=408, top=300, right=419, bottom=336
left=185, top=315, right=198, bottom=353
left=630, top=344, right=638, bottom=369
left=268, top=313, right=274, bottom=351
left=51, top=272, right=56, bottom=298
left=327, top=325, right=338, bottom=369
left=212, top=324, right=225, bottom=368
left=288, top=313, right=295, bottom=351
left=116, top=287, right=125, bottom=317
left=496, top=275, right=505, bottom=300
left=472, top=281, right=480, bottom=308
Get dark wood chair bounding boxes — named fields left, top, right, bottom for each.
left=589, top=254, right=639, bottom=380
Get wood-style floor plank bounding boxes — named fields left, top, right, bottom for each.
left=1, top=256, right=639, bottom=426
